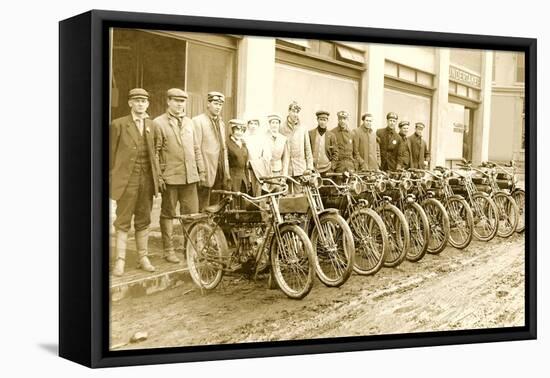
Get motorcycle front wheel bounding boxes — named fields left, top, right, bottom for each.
left=270, top=224, right=315, bottom=299
left=310, top=213, right=355, bottom=287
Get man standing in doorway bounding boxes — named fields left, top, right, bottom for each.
left=193, top=92, right=231, bottom=211
left=110, top=88, right=159, bottom=276
left=332, top=111, right=357, bottom=173
left=353, top=112, right=380, bottom=171
left=309, top=110, right=336, bottom=175
left=377, top=112, right=400, bottom=171
left=396, top=121, right=413, bottom=170
left=409, top=122, right=431, bottom=169
left=154, top=88, right=205, bottom=264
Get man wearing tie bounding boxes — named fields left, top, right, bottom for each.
left=110, top=88, right=160, bottom=276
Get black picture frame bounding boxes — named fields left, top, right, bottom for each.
left=59, top=9, right=537, bottom=368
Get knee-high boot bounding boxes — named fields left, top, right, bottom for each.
left=112, top=230, right=127, bottom=277
left=135, top=229, right=155, bottom=272
left=160, top=218, right=180, bottom=263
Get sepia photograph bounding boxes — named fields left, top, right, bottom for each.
left=107, top=27, right=526, bottom=351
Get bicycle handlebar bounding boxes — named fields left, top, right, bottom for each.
left=211, top=184, right=288, bottom=202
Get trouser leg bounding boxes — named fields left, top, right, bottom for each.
left=134, top=170, right=155, bottom=272
left=197, top=186, right=211, bottom=212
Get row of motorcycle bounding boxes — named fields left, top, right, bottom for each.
left=177, top=159, right=525, bottom=300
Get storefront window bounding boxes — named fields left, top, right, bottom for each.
left=273, top=63, right=359, bottom=130
left=383, top=88, right=432, bottom=145
left=110, top=28, right=236, bottom=121
left=111, top=29, right=187, bottom=120
left=186, top=43, right=236, bottom=122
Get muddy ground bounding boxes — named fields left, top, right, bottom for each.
left=110, top=233, right=525, bottom=350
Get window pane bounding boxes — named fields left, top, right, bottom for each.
left=186, top=43, right=235, bottom=122
left=111, top=29, right=187, bottom=120
left=274, top=63, right=359, bottom=131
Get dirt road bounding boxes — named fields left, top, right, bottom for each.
left=110, top=234, right=525, bottom=350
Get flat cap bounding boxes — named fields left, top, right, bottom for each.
left=386, top=112, right=398, bottom=120
left=288, top=101, right=301, bottom=112
left=267, top=114, right=282, bottom=122
left=315, top=110, right=330, bottom=118
left=228, top=119, right=246, bottom=128
left=166, top=88, right=188, bottom=99
left=207, top=91, right=225, bottom=103
left=337, top=110, right=350, bottom=118
left=415, top=122, right=425, bottom=129
left=398, top=121, right=410, bottom=128
left=128, top=88, right=150, bottom=99
left=361, top=112, right=373, bottom=120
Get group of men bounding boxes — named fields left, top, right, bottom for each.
left=308, top=110, right=430, bottom=174
left=110, top=88, right=430, bottom=277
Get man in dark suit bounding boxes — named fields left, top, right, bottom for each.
left=376, top=112, right=400, bottom=171
left=396, top=121, right=413, bottom=171
left=110, top=88, right=159, bottom=276
left=192, top=92, right=231, bottom=211
left=331, top=111, right=357, bottom=173
left=309, top=110, right=337, bottom=175
left=154, top=88, right=205, bottom=264
left=409, top=122, right=431, bottom=169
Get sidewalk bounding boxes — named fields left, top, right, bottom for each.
left=109, top=222, right=191, bottom=302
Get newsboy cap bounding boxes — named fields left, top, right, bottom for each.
left=166, top=88, right=188, bottom=99
left=228, top=119, right=246, bottom=129
left=337, top=110, right=350, bottom=119
left=315, top=110, right=330, bottom=118
left=128, top=88, right=150, bottom=100
left=415, top=122, right=426, bottom=129
left=267, top=114, right=282, bottom=122
left=398, top=121, right=410, bottom=128
left=207, top=91, right=225, bottom=103
left=288, top=101, right=301, bottom=112
left=386, top=112, right=398, bottom=120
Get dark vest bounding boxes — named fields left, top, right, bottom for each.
left=134, top=131, right=151, bottom=174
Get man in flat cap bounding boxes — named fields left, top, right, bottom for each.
left=309, top=110, right=337, bottom=175
left=279, top=101, right=313, bottom=186
left=377, top=112, right=401, bottom=171
left=353, top=113, right=380, bottom=171
left=110, top=88, right=159, bottom=276
left=154, top=88, right=205, bottom=263
left=267, top=114, right=290, bottom=177
left=396, top=121, right=413, bottom=170
left=332, top=111, right=357, bottom=173
left=409, top=122, right=431, bottom=169
left=193, top=91, right=231, bottom=211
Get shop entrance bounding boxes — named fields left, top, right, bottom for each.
left=446, top=101, right=476, bottom=168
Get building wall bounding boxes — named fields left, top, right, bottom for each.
left=450, top=48, right=482, bottom=73
left=489, top=51, right=525, bottom=162
left=110, top=31, right=522, bottom=167
left=489, top=94, right=521, bottom=161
